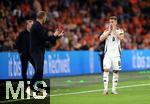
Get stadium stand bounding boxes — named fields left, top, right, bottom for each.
left=0, top=0, right=149, bottom=51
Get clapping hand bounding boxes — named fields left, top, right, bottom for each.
left=53, top=29, right=64, bottom=37
left=54, top=25, right=65, bottom=37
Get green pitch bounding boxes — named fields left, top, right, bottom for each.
left=50, top=71, right=150, bottom=104
left=1, top=71, right=150, bottom=104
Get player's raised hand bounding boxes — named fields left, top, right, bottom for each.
left=108, top=24, right=112, bottom=32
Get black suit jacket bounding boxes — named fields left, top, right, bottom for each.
left=30, top=21, right=60, bottom=52
left=16, top=29, right=31, bottom=54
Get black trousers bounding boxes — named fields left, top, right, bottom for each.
left=30, top=50, right=45, bottom=90
left=20, top=52, right=36, bottom=89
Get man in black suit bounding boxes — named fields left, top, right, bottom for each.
left=16, top=20, right=34, bottom=79
left=16, top=19, right=35, bottom=90
left=28, top=11, right=64, bottom=93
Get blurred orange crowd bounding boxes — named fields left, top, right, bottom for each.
left=0, top=0, right=149, bottom=51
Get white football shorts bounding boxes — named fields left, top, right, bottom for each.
left=103, top=56, right=121, bottom=71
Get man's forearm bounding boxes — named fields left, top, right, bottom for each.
left=100, top=31, right=110, bottom=42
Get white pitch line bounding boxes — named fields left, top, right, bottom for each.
left=0, top=83, right=150, bottom=103
left=50, top=83, right=150, bottom=97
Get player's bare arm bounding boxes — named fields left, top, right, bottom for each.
left=100, top=25, right=112, bottom=42
left=99, top=30, right=109, bottom=42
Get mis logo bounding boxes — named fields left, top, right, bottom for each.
left=0, top=79, right=50, bottom=103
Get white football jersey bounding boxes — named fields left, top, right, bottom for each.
left=104, top=28, right=124, bottom=57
